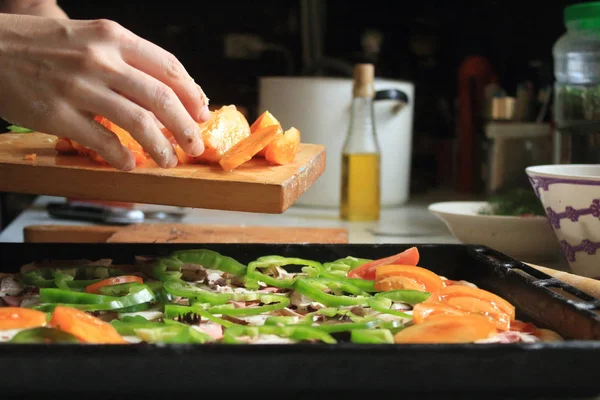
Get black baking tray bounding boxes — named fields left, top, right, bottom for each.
left=1, top=242, right=600, bottom=399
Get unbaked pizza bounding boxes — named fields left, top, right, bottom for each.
left=0, top=247, right=563, bottom=344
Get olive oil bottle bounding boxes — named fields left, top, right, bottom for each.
left=340, top=64, right=381, bottom=221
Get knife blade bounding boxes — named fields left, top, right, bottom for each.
left=46, top=202, right=185, bottom=225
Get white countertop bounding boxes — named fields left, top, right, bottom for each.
left=0, top=193, right=461, bottom=244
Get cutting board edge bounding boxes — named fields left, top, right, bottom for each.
left=0, top=133, right=327, bottom=214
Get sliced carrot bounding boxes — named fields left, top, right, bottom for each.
left=347, top=247, right=420, bottom=280
left=375, top=265, right=445, bottom=294
left=49, top=306, right=126, bottom=344
left=438, top=285, right=516, bottom=321
left=0, top=307, right=48, bottom=330
left=394, top=314, right=498, bottom=344
left=412, top=300, right=469, bottom=324
left=24, top=153, right=37, bottom=161
left=85, top=275, right=143, bottom=294
left=250, top=110, right=282, bottom=157
left=218, top=125, right=280, bottom=171
left=265, top=127, right=300, bottom=165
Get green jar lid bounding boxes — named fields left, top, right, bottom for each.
left=565, top=1, right=600, bottom=29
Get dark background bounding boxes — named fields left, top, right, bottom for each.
left=0, top=0, right=583, bottom=228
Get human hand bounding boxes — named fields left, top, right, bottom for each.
left=0, top=14, right=210, bottom=170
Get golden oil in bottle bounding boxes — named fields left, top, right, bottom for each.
left=340, top=63, right=381, bottom=221
left=340, top=152, right=381, bottom=221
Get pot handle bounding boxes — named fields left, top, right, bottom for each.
left=375, top=89, right=409, bottom=105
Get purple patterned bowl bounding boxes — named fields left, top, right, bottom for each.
left=526, top=164, right=600, bottom=278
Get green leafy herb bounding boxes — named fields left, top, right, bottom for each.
left=479, top=188, right=545, bottom=217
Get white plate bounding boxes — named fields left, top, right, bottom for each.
left=428, top=201, right=562, bottom=263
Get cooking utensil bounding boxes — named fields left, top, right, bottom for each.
left=22, top=223, right=349, bottom=244
left=0, top=133, right=325, bottom=214
left=259, top=76, right=412, bottom=208
left=1, top=242, right=600, bottom=398
left=46, top=202, right=185, bottom=225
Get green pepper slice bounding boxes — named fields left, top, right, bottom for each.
left=323, top=256, right=371, bottom=272
left=150, top=256, right=184, bottom=281
left=36, top=285, right=155, bottom=312
left=170, top=249, right=247, bottom=276
left=264, top=315, right=312, bottom=326
left=111, top=316, right=166, bottom=336
left=350, top=329, right=395, bottom=344
left=207, top=294, right=289, bottom=317
left=223, top=325, right=337, bottom=344
left=246, top=256, right=323, bottom=288
left=293, top=278, right=371, bottom=307
left=367, top=298, right=413, bottom=319
left=134, top=322, right=213, bottom=344
left=163, top=304, right=236, bottom=328
left=163, top=279, right=232, bottom=304
left=314, top=319, right=380, bottom=333
left=163, top=279, right=264, bottom=304
left=374, top=290, right=431, bottom=305
left=8, top=327, right=80, bottom=344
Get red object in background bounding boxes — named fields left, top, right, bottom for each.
left=456, top=56, right=498, bottom=194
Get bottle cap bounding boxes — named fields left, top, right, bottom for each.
left=354, top=64, right=374, bottom=84
left=565, top=1, right=600, bottom=29
left=353, top=64, right=375, bottom=97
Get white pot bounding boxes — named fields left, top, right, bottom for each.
left=258, top=76, right=415, bottom=208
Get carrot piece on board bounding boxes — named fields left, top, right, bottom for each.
left=218, top=125, right=280, bottom=171
left=55, top=138, right=76, bottom=153
left=0, top=307, right=47, bottom=330
left=49, top=306, right=127, bottom=344
left=265, top=127, right=300, bottom=165
left=250, top=110, right=282, bottom=157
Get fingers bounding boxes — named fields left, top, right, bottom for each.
left=63, top=110, right=136, bottom=171
left=77, top=85, right=178, bottom=168
left=118, top=32, right=210, bottom=124
left=109, top=65, right=204, bottom=157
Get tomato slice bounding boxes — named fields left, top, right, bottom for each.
left=85, top=275, right=143, bottom=294
left=0, top=307, right=48, bottom=330
left=347, top=247, right=420, bottom=280
left=49, top=306, right=126, bottom=344
left=394, top=314, right=498, bottom=344
left=375, top=265, right=444, bottom=294
left=438, top=285, right=516, bottom=321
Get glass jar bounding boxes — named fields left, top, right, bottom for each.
left=553, top=1, right=600, bottom=164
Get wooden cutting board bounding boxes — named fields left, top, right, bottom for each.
left=0, top=133, right=326, bottom=214
left=23, top=224, right=349, bottom=244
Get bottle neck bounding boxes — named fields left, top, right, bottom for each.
left=344, top=96, right=379, bottom=154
